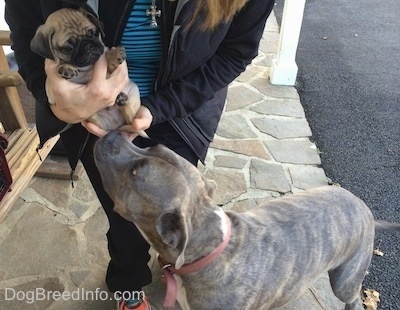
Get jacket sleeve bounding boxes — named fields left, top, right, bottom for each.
left=141, top=0, right=275, bottom=126
left=5, top=0, right=68, bottom=140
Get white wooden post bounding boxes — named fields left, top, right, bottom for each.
left=269, top=0, right=306, bottom=86
left=0, top=2, right=12, bottom=54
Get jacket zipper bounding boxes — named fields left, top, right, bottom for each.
left=154, top=0, right=172, bottom=91
left=113, top=0, right=135, bottom=46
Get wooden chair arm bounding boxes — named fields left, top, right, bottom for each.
left=0, top=30, right=12, bottom=46
left=0, top=70, right=22, bottom=87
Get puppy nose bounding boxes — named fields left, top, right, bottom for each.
left=73, top=40, right=102, bottom=66
left=81, top=40, right=96, bottom=53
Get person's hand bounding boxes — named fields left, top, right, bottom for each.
left=81, top=106, right=153, bottom=140
left=45, top=54, right=130, bottom=124
left=130, top=106, right=153, bottom=133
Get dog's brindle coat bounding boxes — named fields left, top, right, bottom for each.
left=30, top=8, right=143, bottom=134
left=94, top=131, right=399, bottom=310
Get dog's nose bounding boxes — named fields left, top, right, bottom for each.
left=94, top=131, right=122, bottom=161
left=72, top=39, right=103, bottom=66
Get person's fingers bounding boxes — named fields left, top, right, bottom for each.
left=109, top=60, right=130, bottom=89
left=131, top=118, right=148, bottom=132
left=131, top=106, right=153, bottom=132
left=44, top=58, right=57, bottom=73
left=44, top=59, right=70, bottom=106
left=119, top=131, right=139, bottom=141
left=90, top=53, right=108, bottom=84
left=44, top=58, right=68, bottom=84
left=89, top=54, right=129, bottom=106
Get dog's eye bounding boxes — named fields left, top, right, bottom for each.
left=63, top=38, right=76, bottom=52
left=132, top=162, right=141, bottom=177
left=67, top=38, right=76, bottom=46
left=132, top=165, right=138, bottom=177
left=131, top=159, right=149, bottom=177
left=87, top=29, right=99, bottom=38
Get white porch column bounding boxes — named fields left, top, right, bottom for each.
left=269, top=0, right=306, bottom=86
left=0, top=3, right=12, bottom=54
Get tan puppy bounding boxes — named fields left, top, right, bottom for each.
left=31, top=8, right=145, bottom=135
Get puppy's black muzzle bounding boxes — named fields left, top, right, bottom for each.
left=72, top=38, right=104, bottom=67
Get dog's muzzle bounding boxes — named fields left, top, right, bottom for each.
left=72, top=38, right=103, bottom=67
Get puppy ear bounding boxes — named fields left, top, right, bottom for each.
left=30, top=25, right=56, bottom=60
left=156, top=211, right=189, bottom=269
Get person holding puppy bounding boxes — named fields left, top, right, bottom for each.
left=5, top=0, right=274, bottom=309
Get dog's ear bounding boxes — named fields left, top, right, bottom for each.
left=204, top=177, right=217, bottom=198
left=30, top=25, right=56, bottom=60
left=156, top=211, right=189, bottom=269
left=79, top=7, right=105, bottom=38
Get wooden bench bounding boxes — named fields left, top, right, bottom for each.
left=0, top=30, right=59, bottom=222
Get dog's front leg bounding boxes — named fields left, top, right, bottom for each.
left=105, top=46, right=126, bottom=73
left=116, top=82, right=149, bottom=138
left=116, top=83, right=140, bottom=122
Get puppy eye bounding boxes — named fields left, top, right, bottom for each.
left=63, top=38, right=76, bottom=52
left=67, top=38, right=76, bottom=46
left=62, top=45, right=73, bottom=53
left=87, top=29, right=99, bottom=38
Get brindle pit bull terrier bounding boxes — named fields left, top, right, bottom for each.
left=94, top=131, right=400, bottom=310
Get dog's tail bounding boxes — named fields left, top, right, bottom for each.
left=375, top=220, right=400, bottom=232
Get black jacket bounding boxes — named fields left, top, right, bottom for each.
left=5, top=0, right=274, bottom=167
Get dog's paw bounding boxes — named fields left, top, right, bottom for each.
left=57, top=64, right=79, bottom=79
left=115, top=46, right=127, bottom=64
left=105, top=46, right=126, bottom=72
left=115, top=92, right=128, bottom=106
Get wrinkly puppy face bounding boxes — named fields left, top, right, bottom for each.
left=31, top=8, right=105, bottom=67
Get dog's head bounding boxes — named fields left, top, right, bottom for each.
left=31, top=8, right=105, bottom=67
left=94, top=131, right=218, bottom=268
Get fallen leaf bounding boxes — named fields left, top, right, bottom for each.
left=373, top=249, right=384, bottom=256
left=373, top=240, right=383, bottom=256
left=362, top=289, right=380, bottom=310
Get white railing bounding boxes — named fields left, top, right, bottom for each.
left=270, top=0, right=306, bottom=86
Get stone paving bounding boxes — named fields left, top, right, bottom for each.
left=0, top=12, right=345, bottom=310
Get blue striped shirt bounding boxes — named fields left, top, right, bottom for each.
left=121, top=0, right=162, bottom=97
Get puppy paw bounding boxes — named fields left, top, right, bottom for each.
left=106, top=46, right=126, bottom=72
left=115, top=92, right=128, bottom=106
left=115, top=46, right=127, bottom=64
left=57, top=64, right=79, bottom=80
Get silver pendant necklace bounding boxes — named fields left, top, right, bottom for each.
left=146, top=0, right=161, bottom=28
